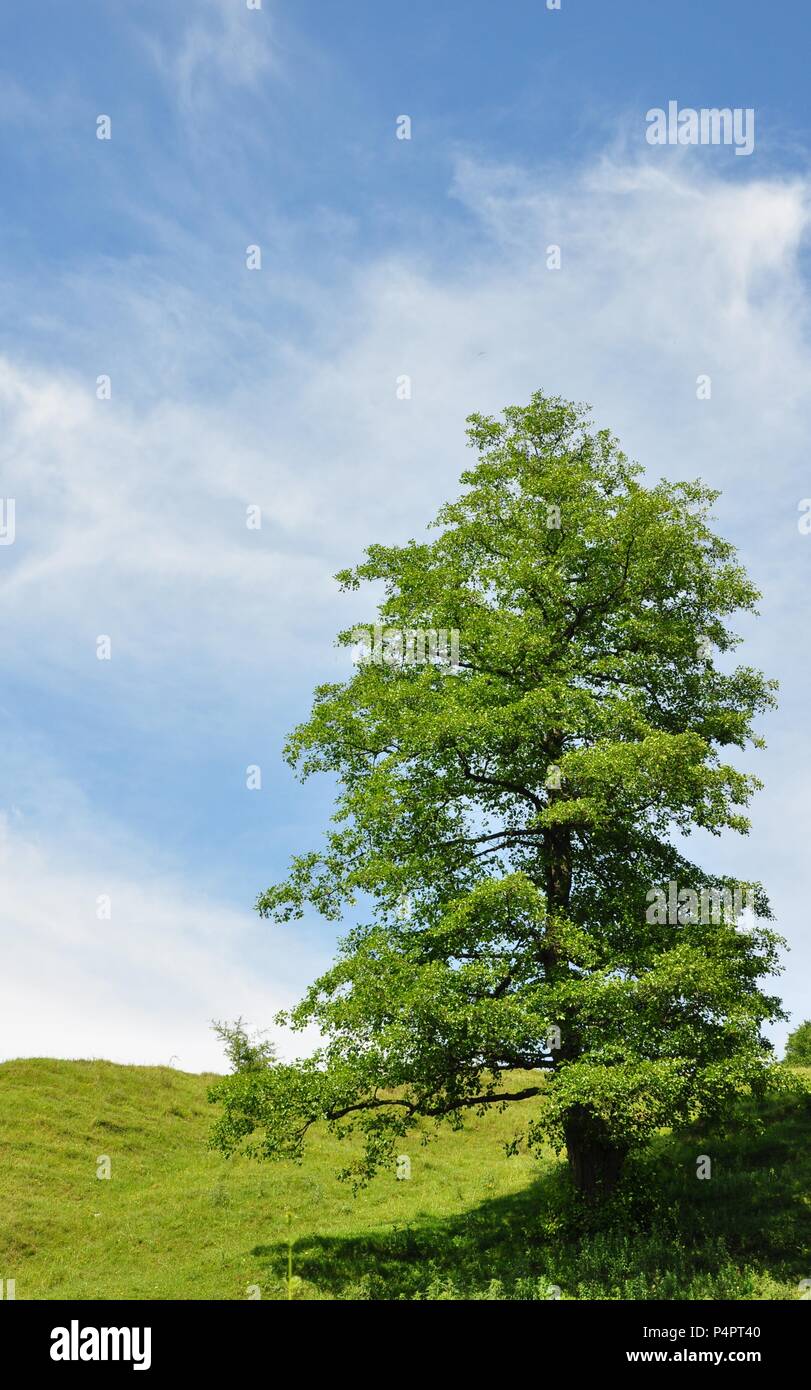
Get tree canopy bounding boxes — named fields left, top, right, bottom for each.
left=210, top=392, right=788, bottom=1194
left=784, top=1020, right=811, bottom=1067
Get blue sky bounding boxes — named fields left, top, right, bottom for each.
left=1, top=0, right=810, bottom=1069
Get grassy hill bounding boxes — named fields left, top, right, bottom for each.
left=1, top=1058, right=809, bottom=1300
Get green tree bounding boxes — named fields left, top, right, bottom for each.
left=784, top=1021, right=811, bottom=1066
left=210, top=392, right=787, bottom=1195
left=212, top=1018, right=277, bottom=1074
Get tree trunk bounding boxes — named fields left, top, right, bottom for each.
left=563, top=1105, right=627, bottom=1196
left=541, top=812, right=628, bottom=1197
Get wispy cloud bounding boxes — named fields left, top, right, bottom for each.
left=0, top=801, right=327, bottom=1071
left=138, top=0, right=277, bottom=116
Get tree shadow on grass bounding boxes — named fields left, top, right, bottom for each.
left=251, top=1088, right=811, bottom=1300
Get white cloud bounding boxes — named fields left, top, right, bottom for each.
left=0, top=807, right=327, bottom=1071
left=139, top=0, right=277, bottom=116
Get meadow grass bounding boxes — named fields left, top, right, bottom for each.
left=0, top=1058, right=808, bottom=1300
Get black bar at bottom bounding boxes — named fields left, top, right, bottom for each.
left=0, top=1297, right=804, bottom=1376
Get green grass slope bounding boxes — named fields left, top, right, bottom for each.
left=1, top=1058, right=809, bottom=1300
